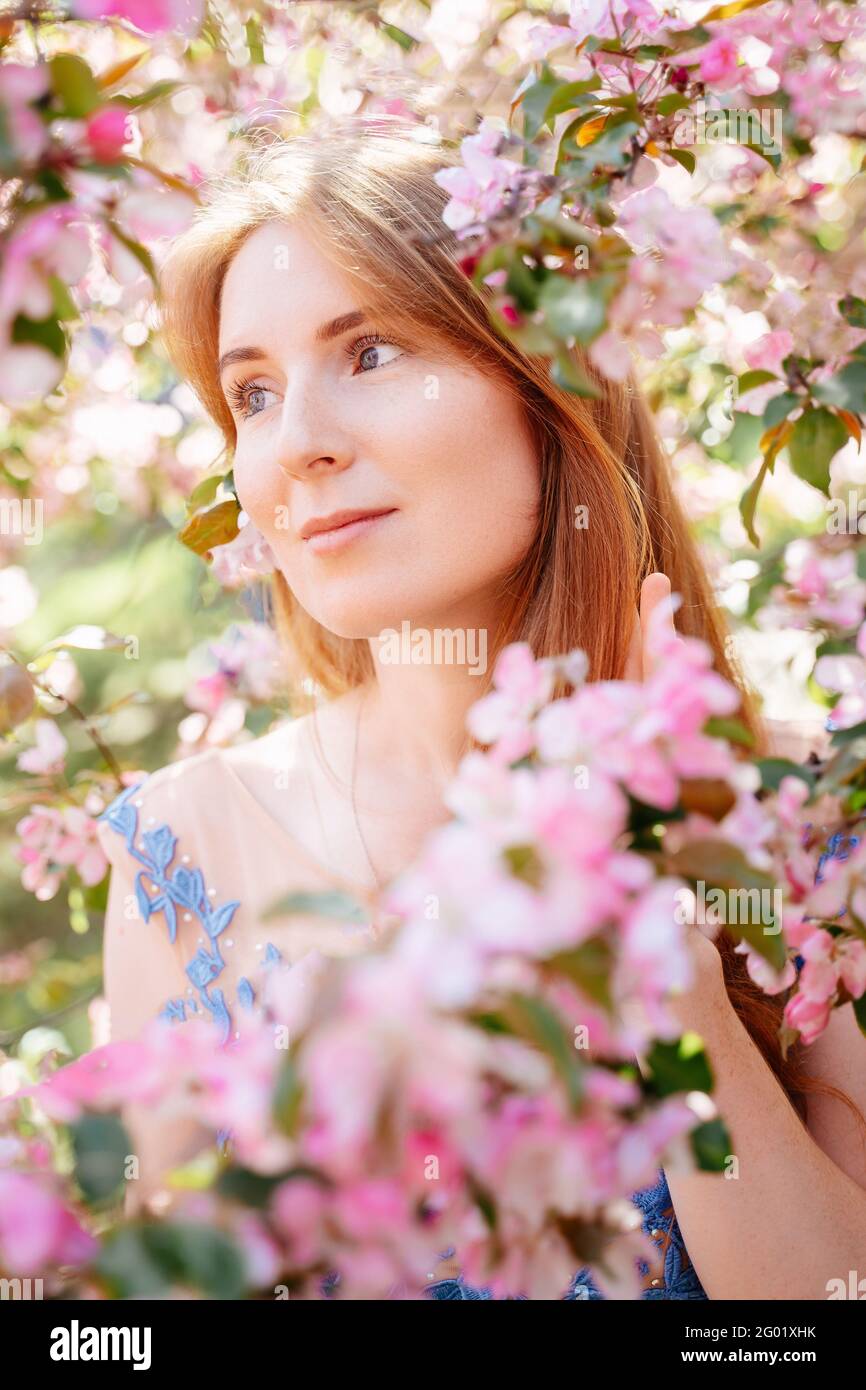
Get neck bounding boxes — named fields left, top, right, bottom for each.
left=362, top=604, right=499, bottom=791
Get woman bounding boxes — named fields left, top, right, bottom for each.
left=97, top=128, right=866, bottom=1299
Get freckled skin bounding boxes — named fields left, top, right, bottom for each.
left=218, top=222, right=541, bottom=640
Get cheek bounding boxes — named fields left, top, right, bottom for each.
left=408, top=371, right=540, bottom=565
left=232, top=445, right=284, bottom=539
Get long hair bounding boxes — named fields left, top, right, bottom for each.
left=157, top=125, right=862, bottom=1135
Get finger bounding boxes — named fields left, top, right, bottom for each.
left=624, top=604, right=642, bottom=680
left=639, top=572, right=674, bottom=679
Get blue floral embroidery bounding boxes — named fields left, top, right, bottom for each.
left=425, top=1169, right=704, bottom=1302
left=100, top=781, right=282, bottom=1044
left=815, top=828, right=860, bottom=886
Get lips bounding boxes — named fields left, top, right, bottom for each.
left=299, top=507, right=396, bottom=540
left=299, top=507, right=398, bottom=554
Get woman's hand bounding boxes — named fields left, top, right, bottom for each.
left=623, top=571, right=680, bottom=681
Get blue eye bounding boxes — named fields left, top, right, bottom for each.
left=226, top=378, right=277, bottom=419
left=350, top=334, right=404, bottom=373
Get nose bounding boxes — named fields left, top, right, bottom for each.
left=272, top=377, right=354, bottom=481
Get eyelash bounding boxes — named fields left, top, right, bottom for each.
left=225, top=332, right=404, bottom=419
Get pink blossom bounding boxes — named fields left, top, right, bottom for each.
left=784, top=989, right=832, bottom=1044
left=744, top=330, right=793, bottom=376
left=271, top=1178, right=329, bottom=1266
left=837, top=939, right=866, bottom=1000
left=814, top=632, right=866, bottom=731
left=433, top=122, right=521, bottom=237
left=15, top=804, right=108, bottom=901
left=0, top=1171, right=96, bottom=1274
left=84, top=107, right=134, bottom=163
left=780, top=539, right=866, bottom=632
left=466, top=642, right=554, bottom=758
left=16, top=1039, right=164, bottom=1123
left=210, top=520, right=276, bottom=588
left=734, top=940, right=797, bottom=995
left=699, top=36, right=740, bottom=85
left=617, top=188, right=737, bottom=329
left=17, top=720, right=68, bottom=776
left=69, top=0, right=204, bottom=36
left=0, top=206, right=90, bottom=330
left=0, top=64, right=50, bottom=167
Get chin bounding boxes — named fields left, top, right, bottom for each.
left=298, top=579, right=457, bottom=643
left=293, top=589, right=414, bottom=643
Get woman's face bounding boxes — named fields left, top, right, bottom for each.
left=218, top=221, right=540, bottom=640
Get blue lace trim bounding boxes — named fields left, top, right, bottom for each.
left=100, top=781, right=282, bottom=1045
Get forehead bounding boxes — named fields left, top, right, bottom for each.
left=218, top=221, right=360, bottom=354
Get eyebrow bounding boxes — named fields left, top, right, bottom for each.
left=217, top=310, right=369, bottom=380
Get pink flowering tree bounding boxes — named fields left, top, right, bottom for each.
left=1, top=0, right=866, bottom=1298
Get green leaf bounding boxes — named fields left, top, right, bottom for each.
left=737, top=369, right=777, bottom=395
left=839, top=295, right=866, bottom=330
left=104, top=217, right=157, bottom=285
left=48, top=273, right=78, bottom=323
left=657, top=93, right=692, bottom=116
left=761, top=390, right=799, bottom=429
left=828, top=719, right=866, bottom=746
left=11, top=313, right=66, bottom=360
left=669, top=148, right=696, bottom=175
left=786, top=407, right=848, bottom=495
left=33, top=168, right=73, bottom=203
left=645, top=1034, right=713, bottom=1099
left=708, top=409, right=763, bottom=466
left=263, top=889, right=368, bottom=923
left=551, top=348, right=601, bottom=396
left=558, top=118, right=640, bottom=174
left=539, top=276, right=608, bottom=343
left=178, top=497, right=240, bottom=556
left=853, top=991, right=866, bottom=1040
left=738, top=454, right=773, bottom=548
left=703, top=716, right=755, bottom=748
left=813, top=360, right=866, bottom=414
left=520, top=72, right=563, bottom=140
left=114, top=80, right=180, bottom=110
left=218, top=1164, right=327, bottom=1208
left=216, top=1167, right=283, bottom=1208
left=381, top=22, right=417, bottom=50
left=48, top=54, right=102, bottom=118
left=755, top=758, right=816, bottom=793
left=186, top=473, right=224, bottom=512
left=70, top=1113, right=130, bottom=1206
left=96, top=1222, right=248, bottom=1299
left=520, top=72, right=600, bottom=140
left=739, top=419, right=793, bottom=546
left=603, top=92, right=640, bottom=117
left=547, top=939, right=613, bottom=1009
left=272, top=1057, right=305, bottom=1137
left=501, top=994, right=585, bottom=1110
left=504, top=253, right=544, bottom=312
left=690, top=1117, right=731, bottom=1172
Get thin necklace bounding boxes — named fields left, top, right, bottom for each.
left=351, top=686, right=383, bottom=893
